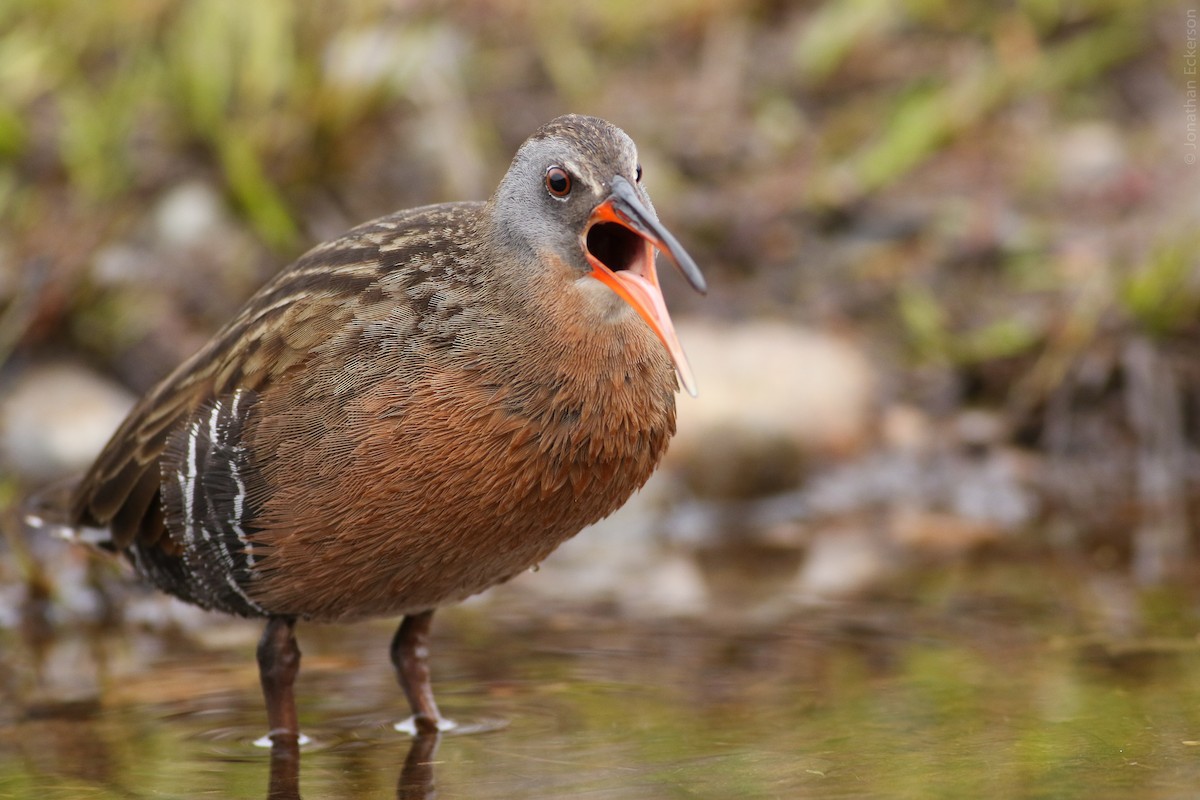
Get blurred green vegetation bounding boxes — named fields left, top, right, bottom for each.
left=1, top=0, right=402, bottom=248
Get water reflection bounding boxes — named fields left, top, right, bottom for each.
left=266, top=737, right=301, bottom=800
left=395, top=734, right=439, bottom=800
left=266, top=732, right=438, bottom=800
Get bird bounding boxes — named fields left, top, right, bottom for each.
left=38, top=114, right=706, bottom=740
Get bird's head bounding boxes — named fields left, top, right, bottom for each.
left=490, top=114, right=707, bottom=396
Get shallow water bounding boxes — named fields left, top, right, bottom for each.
left=4, top=557, right=1200, bottom=799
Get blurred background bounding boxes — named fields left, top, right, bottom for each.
left=1, top=0, right=1198, bottom=797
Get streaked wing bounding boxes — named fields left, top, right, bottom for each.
left=68, top=212, right=413, bottom=549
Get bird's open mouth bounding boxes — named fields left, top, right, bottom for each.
left=586, top=222, right=644, bottom=274
left=582, top=175, right=706, bottom=396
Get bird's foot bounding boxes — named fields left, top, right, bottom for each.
left=253, top=731, right=313, bottom=748
left=394, top=715, right=457, bottom=736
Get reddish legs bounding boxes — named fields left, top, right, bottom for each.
left=258, top=616, right=301, bottom=742
left=390, top=610, right=445, bottom=734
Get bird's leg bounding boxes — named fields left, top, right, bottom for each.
left=258, top=616, right=301, bottom=742
left=390, top=610, right=445, bottom=734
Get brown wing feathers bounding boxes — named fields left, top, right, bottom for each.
left=67, top=214, right=408, bottom=551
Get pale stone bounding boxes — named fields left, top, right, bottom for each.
left=797, top=523, right=892, bottom=599
left=667, top=319, right=878, bottom=498
left=1, top=363, right=135, bottom=479
left=1056, top=122, right=1126, bottom=189
left=154, top=181, right=228, bottom=249
left=672, top=319, right=876, bottom=455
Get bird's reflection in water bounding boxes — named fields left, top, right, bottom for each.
left=396, top=733, right=441, bottom=800
left=265, top=733, right=440, bottom=800
left=265, top=736, right=301, bottom=800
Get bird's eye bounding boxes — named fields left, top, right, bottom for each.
left=545, top=166, right=572, bottom=197
left=635, top=164, right=643, bottom=183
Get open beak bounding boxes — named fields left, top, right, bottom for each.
left=583, top=175, right=707, bottom=397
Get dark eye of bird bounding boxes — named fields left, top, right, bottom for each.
left=545, top=166, right=571, bottom=197
left=635, top=164, right=643, bottom=183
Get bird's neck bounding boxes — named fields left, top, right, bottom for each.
left=436, top=264, right=673, bottom=456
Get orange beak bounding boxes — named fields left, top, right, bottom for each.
left=583, top=175, right=707, bottom=397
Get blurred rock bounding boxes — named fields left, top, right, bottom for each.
left=654, top=402, right=1041, bottom=603
left=889, top=509, right=1004, bottom=555
left=92, top=181, right=233, bottom=286
left=154, top=181, right=229, bottom=249
left=91, top=243, right=156, bottom=285
left=948, top=446, right=1038, bottom=528
left=798, top=523, right=892, bottom=599
left=674, top=425, right=806, bottom=501
left=953, top=408, right=1008, bottom=451
left=493, top=472, right=710, bottom=618
left=1056, top=122, right=1126, bottom=190
left=880, top=403, right=934, bottom=453
left=693, top=538, right=807, bottom=619
left=0, top=362, right=134, bottom=480
left=667, top=319, right=877, bottom=499
left=323, top=26, right=417, bottom=89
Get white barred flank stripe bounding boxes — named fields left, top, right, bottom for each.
left=228, top=390, right=254, bottom=568
left=179, top=417, right=200, bottom=549
left=164, top=391, right=265, bottom=616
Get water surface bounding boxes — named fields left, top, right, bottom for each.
left=3, top=557, right=1200, bottom=799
